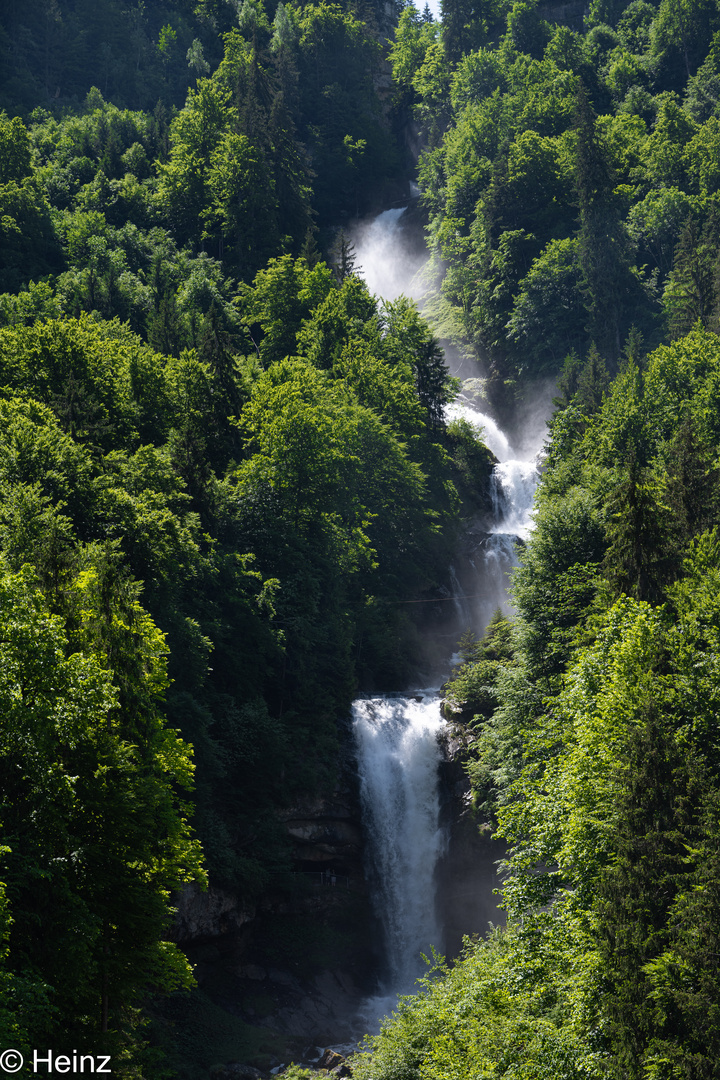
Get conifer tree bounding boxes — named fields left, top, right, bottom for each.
left=595, top=706, right=687, bottom=1080
left=664, top=212, right=720, bottom=339
left=301, top=224, right=321, bottom=267
left=147, top=257, right=183, bottom=357
left=331, top=231, right=359, bottom=283
left=241, top=36, right=272, bottom=145
left=268, top=85, right=312, bottom=244
left=648, top=787, right=720, bottom=1076
left=621, top=325, right=645, bottom=369
left=574, top=84, right=633, bottom=360
left=664, top=411, right=720, bottom=545
left=575, top=343, right=610, bottom=415
left=603, top=447, right=672, bottom=602
left=553, top=349, right=584, bottom=408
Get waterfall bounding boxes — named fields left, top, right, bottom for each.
left=448, top=398, right=542, bottom=532
left=352, top=694, right=445, bottom=991
left=345, top=213, right=544, bottom=1038
left=446, top=399, right=512, bottom=461
left=348, top=392, right=542, bottom=1033
left=446, top=396, right=541, bottom=633
left=490, top=460, right=538, bottom=540
left=349, top=416, right=539, bottom=1013
left=350, top=206, right=428, bottom=302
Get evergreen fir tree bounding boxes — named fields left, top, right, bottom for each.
left=241, top=36, right=272, bottom=146
left=665, top=213, right=720, bottom=339
left=649, top=786, right=720, bottom=1078
left=664, top=411, right=720, bottom=546
left=603, top=446, right=672, bottom=602
left=575, top=343, right=610, bottom=416
left=301, top=223, right=321, bottom=267
left=331, top=230, right=359, bottom=283
left=621, top=325, right=645, bottom=370
left=574, top=83, right=633, bottom=360
left=147, top=257, right=183, bottom=357
left=553, top=349, right=584, bottom=408
left=595, top=706, right=687, bottom=1080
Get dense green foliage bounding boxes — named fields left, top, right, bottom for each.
left=354, top=39, right=720, bottom=1078
left=0, top=287, right=474, bottom=1068
left=391, top=0, right=720, bottom=404
left=346, top=27, right=720, bottom=1080
left=442, top=608, right=514, bottom=723
left=5, top=0, right=720, bottom=1073
left=0, top=0, right=397, bottom=312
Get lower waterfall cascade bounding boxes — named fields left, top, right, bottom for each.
left=352, top=693, right=446, bottom=992
left=350, top=392, right=542, bottom=1025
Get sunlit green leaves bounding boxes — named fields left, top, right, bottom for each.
left=0, top=558, right=203, bottom=1054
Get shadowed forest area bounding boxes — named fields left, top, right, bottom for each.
left=3, top=0, right=720, bottom=1074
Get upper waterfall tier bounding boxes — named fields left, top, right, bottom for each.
left=350, top=206, right=428, bottom=302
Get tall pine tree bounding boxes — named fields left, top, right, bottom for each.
left=574, top=84, right=633, bottom=361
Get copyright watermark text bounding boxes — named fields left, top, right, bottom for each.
left=0, top=1050, right=111, bottom=1074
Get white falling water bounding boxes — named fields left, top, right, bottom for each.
left=352, top=694, right=445, bottom=992
left=349, top=398, right=541, bottom=1032
left=490, top=461, right=539, bottom=540
left=350, top=207, right=428, bottom=302
left=445, top=399, right=511, bottom=461
left=348, top=419, right=540, bottom=1033
left=446, top=395, right=541, bottom=632
left=447, top=396, right=540, bottom=536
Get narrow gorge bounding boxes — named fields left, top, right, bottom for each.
left=171, top=204, right=549, bottom=1074
left=4, top=0, right=720, bottom=1072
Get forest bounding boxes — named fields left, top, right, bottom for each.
left=2, top=0, right=720, bottom=1074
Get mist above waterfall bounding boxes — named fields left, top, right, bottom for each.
left=350, top=207, right=429, bottom=303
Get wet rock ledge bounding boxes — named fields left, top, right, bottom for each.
left=436, top=722, right=506, bottom=958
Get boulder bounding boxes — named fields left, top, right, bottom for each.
left=318, top=1049, right=345, bottom=1070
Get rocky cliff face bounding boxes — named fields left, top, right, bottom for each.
left=436, top=724, right=506, bottom=959
left=168, top=732, right=381, bottom=1067
left=279, top=790, right=365, bottom=880
left=168, top=713, right=506, bottom=1075
left=174, top=883, right=257, bottom=942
